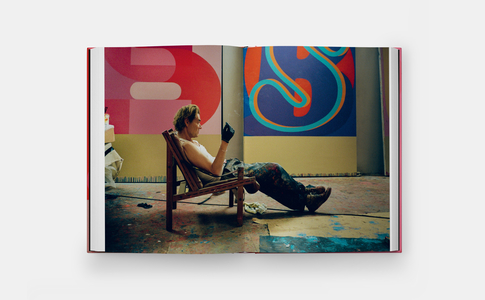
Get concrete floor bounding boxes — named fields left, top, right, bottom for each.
left=105, top=176, right=390, bottom=253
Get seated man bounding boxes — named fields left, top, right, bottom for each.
left=173, top=104, right=332, bottom=213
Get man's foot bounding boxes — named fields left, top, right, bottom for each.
left=306, top=188, right=332, bottom=213
left=305, top=185, right=326, bottom=195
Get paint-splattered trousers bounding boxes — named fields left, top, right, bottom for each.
left=222, top=159, right=307, bottom=211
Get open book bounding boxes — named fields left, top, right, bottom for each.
left=88, top=45, right=401, bottom=253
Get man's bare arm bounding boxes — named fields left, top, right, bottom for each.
left=183, top=141, right=228, bottom=176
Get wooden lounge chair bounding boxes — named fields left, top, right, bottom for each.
left=162, top=129, right=259, bottom=231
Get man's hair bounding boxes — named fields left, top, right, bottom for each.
left=173, top=104, right=200, bottom=132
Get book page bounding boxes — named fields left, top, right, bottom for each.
left=89, top=47, right=106, bottom=252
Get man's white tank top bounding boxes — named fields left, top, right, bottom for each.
left=178, top=137, right=215, bottom=163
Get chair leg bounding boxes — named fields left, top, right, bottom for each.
left=167, top=197, right=173, bottom=231
left=166, top=146, right=175, bottom=231
left=229, top=189, right=234, bottom=207
left=236, top=167, right=244, bottom=226
left=237, top=187, right=244, bottom=226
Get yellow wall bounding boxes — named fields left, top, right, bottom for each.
left=113, top=134, right=221, bottom=182
left=111, top=134, right=356, bottom=182
left=243, top=136, right=357, bottom=176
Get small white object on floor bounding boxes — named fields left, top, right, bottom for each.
left=244, top=202, right=267, bottom=215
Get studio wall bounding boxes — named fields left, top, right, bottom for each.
left=104, top=45, right=387, bottom=182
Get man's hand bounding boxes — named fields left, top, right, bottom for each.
left=222, top=122, right=235, bottom=143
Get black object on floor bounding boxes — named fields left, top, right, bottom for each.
left=137, top=203, right=152, bottom=209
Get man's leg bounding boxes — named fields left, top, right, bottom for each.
left=243, top=162, right=306, bottom=211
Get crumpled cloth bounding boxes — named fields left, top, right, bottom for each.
left=244, top=202, right=267, bottom=215
left=105, top=143, right=123, bottom=188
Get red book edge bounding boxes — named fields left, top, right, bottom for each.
left=87, top=48, right=91, bottom=253
left=390, top=47, right=402, bottom=253
left=398, top=47, right=402, bottom=253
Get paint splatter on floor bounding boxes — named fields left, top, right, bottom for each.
left=259, top=236, right=390, bottom=253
